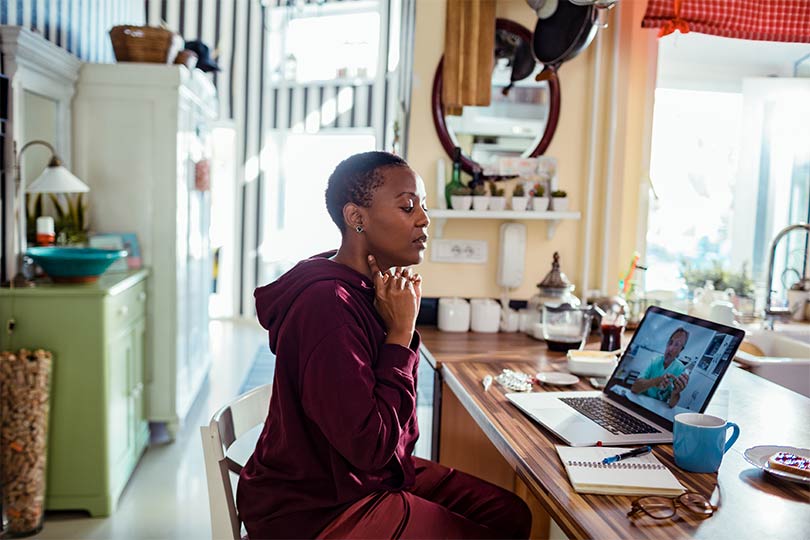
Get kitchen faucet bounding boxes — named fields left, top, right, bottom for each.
left=763, top=222, right=810, bottom=329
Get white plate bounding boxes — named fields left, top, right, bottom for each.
left=743, top=445, right=810, bottom=485
left=535, top=371, right=580, bottom=386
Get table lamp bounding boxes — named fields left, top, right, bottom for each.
left=8, top=139, right=90, bottom=286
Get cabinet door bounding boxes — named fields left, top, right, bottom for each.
left=131, top=317, right=147, bottom=438
left=108, top=326, right=134, bottom=492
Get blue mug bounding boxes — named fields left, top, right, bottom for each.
left=673, top=413, right=740, bottom=473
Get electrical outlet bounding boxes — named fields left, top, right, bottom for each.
left=430, top=239, right=488, bottom=264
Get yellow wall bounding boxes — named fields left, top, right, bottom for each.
left=410, top=0, right=594, bottom=300
left=408, top=0, right=656, bottom=302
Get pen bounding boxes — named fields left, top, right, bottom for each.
left=482, top=375, right=493, bottom=392
left=602, top=445, right=652, bottom=464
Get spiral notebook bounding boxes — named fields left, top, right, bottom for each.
left=556, top=446, right=685, bottom=496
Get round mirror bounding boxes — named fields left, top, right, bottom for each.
left=432, top=18, right=560, bottom=176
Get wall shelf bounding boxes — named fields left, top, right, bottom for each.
left=428, top=209, right=581, bottom=240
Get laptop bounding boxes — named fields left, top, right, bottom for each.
left=506, top=306, right=745, bottom=446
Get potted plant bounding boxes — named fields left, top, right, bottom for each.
left=531, top=183, right=549, bottom=212
left=471, top=183, right=489, bottom=211
left=488, top=181, right=506, bottom=211
left=511, top=182, right=529, bottom=211
left=450, top=185, right=472, bottom=210
left=51, top=193, right=90, bottom=245
left=550, top=189, right=568, bottom=211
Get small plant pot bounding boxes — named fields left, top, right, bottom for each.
left=450, top=195, right=472, bottom=210
left=532, top=197, right=550, bottom=212
left=488, top=196, right=506, bottom=211
left=551, top=197, right=569, bottom=211
left=511, top=196, right=529, bottom=211
left=472, top=195, right=490, bottom=211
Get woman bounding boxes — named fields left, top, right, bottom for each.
left=237, top=151, right=532, bottom=539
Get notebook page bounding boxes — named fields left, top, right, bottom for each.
left=556, top=446, right=685, bottom=496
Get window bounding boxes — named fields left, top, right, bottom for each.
left=644, top=33, right=810, bottom=309
left=255, top=0, right=407, bottom=287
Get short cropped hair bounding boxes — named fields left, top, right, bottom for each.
left=669, top=327, right=690, bottom=344
left=325, top=151, right=409, bottom=233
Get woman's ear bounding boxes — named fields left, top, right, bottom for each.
left=343, top=203, right=366, bottom=232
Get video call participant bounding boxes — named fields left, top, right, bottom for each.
left=630, top=327, right=691, bottom=408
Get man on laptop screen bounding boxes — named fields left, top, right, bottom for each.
left=630, top=327, right=690, bottom=407
left=605, top=309, right=741, bottom=425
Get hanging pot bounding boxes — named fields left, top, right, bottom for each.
left=532, top=0, right=599, bottom=82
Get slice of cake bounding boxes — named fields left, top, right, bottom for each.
left=767, top=451, right=810, bottom=478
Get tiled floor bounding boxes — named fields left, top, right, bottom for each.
left=34, top=318, right=267, bottom=540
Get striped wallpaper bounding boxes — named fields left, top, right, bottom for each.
left=0, top=0, right=144, bottom=62
left=146, top=0, right=413, bottom=313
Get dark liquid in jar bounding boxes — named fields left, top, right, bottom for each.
left=545, top=338, right=583, bottom=352
left=600, top=324, right=624, bottom=351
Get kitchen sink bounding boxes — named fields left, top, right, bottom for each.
left=735, top=330, right=810, bottom=397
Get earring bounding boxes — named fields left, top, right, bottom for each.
left=355, top=225, right=364, bottom=233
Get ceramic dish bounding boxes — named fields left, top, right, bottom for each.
left=743, top=445, right=810, bottom=485
left=535, top=372, right=580, bottom=386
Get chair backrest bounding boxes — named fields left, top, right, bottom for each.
left=201, top=383, right=272, bottom=540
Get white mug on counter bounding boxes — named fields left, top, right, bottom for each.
left=438, top=297, right=470, bottom=332
left=470, top=298, right=501, bottom=333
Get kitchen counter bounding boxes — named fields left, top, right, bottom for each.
left=417, top=326, right=810, bottom=540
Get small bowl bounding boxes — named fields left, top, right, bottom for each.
left=26, top=247, right=128, bottom=283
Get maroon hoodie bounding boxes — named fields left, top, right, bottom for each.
left=236, top=251, right=421, bottom=539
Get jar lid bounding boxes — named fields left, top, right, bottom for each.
left=537, top=252, right=571, bottom=291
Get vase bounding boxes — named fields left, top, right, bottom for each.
left=532, top=197, right=550, bottom=211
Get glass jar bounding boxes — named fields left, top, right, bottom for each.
left=542, top=303, right=594, bottom=352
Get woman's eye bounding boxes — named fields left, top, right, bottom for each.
left=401, top=207, right=414, bottom=213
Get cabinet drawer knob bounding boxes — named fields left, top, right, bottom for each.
left=118, top=305, right=129, bottom=317
left=138, top=292, right=146, bottom=302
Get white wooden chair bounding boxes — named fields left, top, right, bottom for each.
left=201, top=384, right=272, bottom=539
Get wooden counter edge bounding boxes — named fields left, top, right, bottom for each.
left=440, top=363, right=592, bottom=540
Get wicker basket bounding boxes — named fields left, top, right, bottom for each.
left=109, top=25, right=183, bottom=63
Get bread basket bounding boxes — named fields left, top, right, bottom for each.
left=109, top=25, right=183, bottom=63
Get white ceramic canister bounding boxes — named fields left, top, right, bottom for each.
left=438, top=297, right=471, bottom=332
left=470, top=298, right=501, bottom=333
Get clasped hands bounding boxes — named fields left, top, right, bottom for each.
left=368, top=255, right=422, bottom=347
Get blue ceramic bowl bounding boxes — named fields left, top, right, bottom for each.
left=26, top=247, right=128, bottom=283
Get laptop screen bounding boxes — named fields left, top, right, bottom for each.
left=603, top=306, right=745, bottom=430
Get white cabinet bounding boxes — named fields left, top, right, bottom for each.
left=73, top=64, right=218, bottom=437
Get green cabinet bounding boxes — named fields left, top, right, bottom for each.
left=0, top=270, right=150, bottom=516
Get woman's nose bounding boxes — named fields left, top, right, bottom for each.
left=417, top=206, right=430, bottom=226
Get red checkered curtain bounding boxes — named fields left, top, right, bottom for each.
left=642, top=0, right=810, bottom=43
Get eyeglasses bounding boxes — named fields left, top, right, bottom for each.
left=627, top=492, right=718, bottom=521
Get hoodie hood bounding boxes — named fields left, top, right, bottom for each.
left=254, top=250, right=374, bottom=352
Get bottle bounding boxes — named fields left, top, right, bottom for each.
left=445, top=146, right=464, bottom=208
left=681, top=358, right=697, bottom=378
left=35, top=216, right=55, bottom=246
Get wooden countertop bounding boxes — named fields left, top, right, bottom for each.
left=419, top=328, right=810, bottom=540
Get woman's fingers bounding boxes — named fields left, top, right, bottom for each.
left=367, top=255, right=387, bottom=288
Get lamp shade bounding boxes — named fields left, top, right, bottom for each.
left=26, top=164, right=89, bottom=193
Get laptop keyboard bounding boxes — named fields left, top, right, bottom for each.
left=559, top=397, right=661, bottom=435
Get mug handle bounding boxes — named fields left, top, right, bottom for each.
left=723, top=422, right=740, bottom=454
